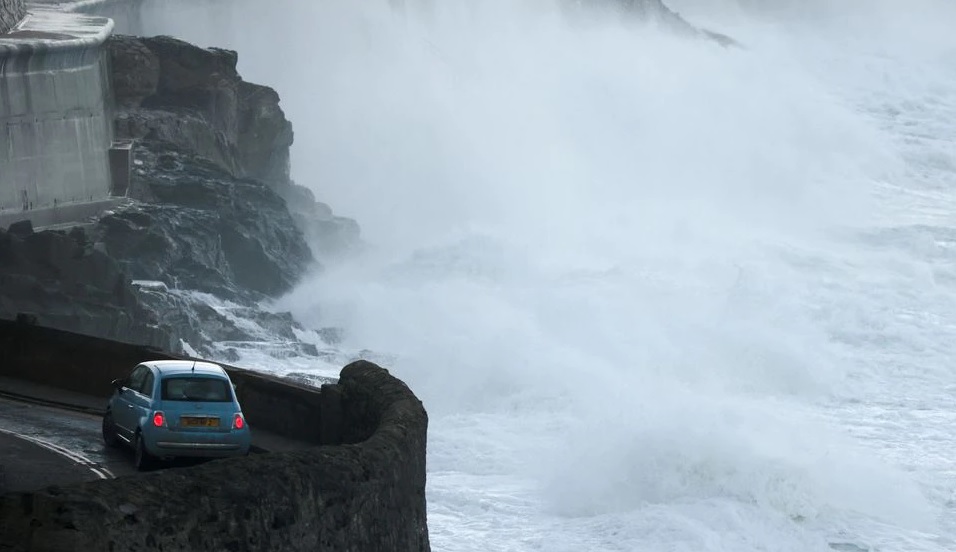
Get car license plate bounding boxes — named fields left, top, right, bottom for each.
left=180, top=417, right=219, bottom=427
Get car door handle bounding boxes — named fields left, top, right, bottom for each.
left=127, top=404, right=134, bottom=408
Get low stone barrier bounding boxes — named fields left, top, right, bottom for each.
left=0, top=318, right=430, bottom=551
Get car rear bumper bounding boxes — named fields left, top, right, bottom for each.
left=143, top=427, right=251, bottom=458
left=156, top=441, right=241, bottom=450
left=154, top=441, right=246, bottom=458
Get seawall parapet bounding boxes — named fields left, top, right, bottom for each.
left=0, top=7, right=116, bottom=228
left=0, top=318, right=431, bottom=551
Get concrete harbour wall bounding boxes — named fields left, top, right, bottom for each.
left=0, top=318, right=431, bottom=551
left=0, top=8, right=114, bottom=226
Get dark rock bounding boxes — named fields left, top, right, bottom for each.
left=7, top=219, right=33, bottom=237
left=84, top=138, right=317, bottom=357
left=93, top=140, right=313, bottom=300
left=281, top=183, right=362, bottom=260
left=316, top=327, right=344, bottom=346
left=115, top=108, right=239, bottom=179
left=0, top=229, right=174, bottom=350
left=106, top=34, right=160, bottom=108
left=284, top=371, right=338, bottom=387
left=108, top=34, right=293, bottom=188
left=129, top=282, right=316, bottom=358
left=243, top=310, right=301, bottom=341
left=15, top=312, right=37, bottom=325
left=237, top=81, right=293, bottom=185
left=67, top=226, right=91, bottom=255
left=107, top=32, right=362, bottom=268
left=299, top=342, right=319, bottom=356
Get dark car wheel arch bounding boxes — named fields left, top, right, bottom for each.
left=133, top=430, right=155, bottom=471
left=102, top=412, right=120, bottom=448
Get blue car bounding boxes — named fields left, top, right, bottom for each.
left=102, top=360, right=252, bottom=470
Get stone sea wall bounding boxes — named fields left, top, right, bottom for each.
left=0, top=320, right=431, bottom=551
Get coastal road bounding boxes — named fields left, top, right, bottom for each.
left=0, top=383, right=300, bottom=494
left=0, top=396, right=135, bottom=493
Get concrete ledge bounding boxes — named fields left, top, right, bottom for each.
left=0, top=197, right=128, bottom=230
left=28, top=0, right=133, bottom=14
left=0, top=319, right=431, bottom=551
left=0, top=8, right=113, bottom=56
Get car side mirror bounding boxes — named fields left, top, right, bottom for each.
left=111, top=378, right=125, bottom=389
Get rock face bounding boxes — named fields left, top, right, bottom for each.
left=282, top=182, right=363, bottom=259
left=90, top=35, right=336, bottom=356
left=95, top=141, right=311, bottom=300
left=107, top=33, right=361, bottom=260
left=95, top=33, right=366, bottom=356
left=0, top=224, right=175, bottom=350
left=88, top=139, right=319, bottom=357
left=1, top=34, right=350, bottom=357
left=108, top=34, right=293, bottom=187
left=0, top=0, right=25, bottom=35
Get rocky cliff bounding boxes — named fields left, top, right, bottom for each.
left=109, top=35, right=292, bottom=187
left=0, top=0, right=24, bottom=34
left=108, top=35, right=361, bottom=257
left=0, top=34, right=356, bottom=358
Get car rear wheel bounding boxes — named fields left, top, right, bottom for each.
left=133, top=432, right=155, bottom=471
left=102, top=412, right=119, bottom=448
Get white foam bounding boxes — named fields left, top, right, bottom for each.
left=275, top=2, right=955, bottom=550
left=144, top=0, right=956, bottom=549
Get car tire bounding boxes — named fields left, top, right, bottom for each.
left=102, top=412, right=119, bottom=448
left=133, top=431, right=154, bottom=471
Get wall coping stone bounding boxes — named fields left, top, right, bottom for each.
left=0, top=6, right=112, bottom=57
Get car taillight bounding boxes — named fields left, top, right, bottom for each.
left=233, top=413, right=245, bottom=430
left=152, top=411, right=165, bottom=427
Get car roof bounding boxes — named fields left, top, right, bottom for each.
left=141, top=360, right=228, bottom=378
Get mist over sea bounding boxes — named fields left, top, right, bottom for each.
left=140, top=1, right=956, bottom=550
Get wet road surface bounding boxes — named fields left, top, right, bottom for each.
left=0, top=396, right=135, bottom=492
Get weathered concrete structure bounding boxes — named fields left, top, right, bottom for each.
left=0, top=318, right=431, bottom=551
left=0, top=7, right=116, bottom=229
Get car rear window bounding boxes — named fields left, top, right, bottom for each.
left=161, top=377, right=232, bottom=402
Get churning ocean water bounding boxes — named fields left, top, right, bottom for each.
left=145, top=0, right=956, bottom=550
